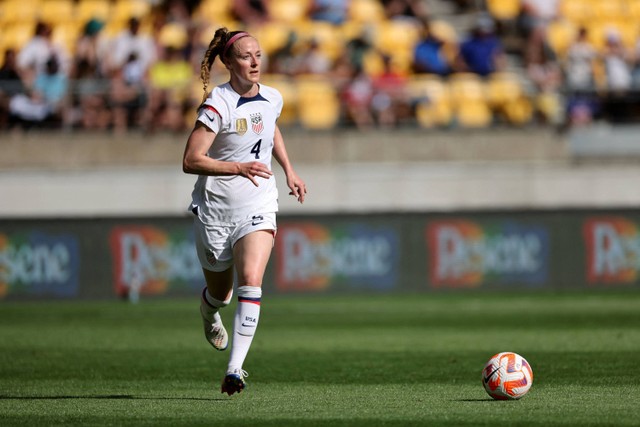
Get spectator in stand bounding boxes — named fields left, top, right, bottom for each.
left=109, top=52, right=149, bottom=133
left=600, top=29, right=634, bottom=123
left=562, top=27, right=599, bottom=127
left=16, top=21, right=70, bottom=87
left=267, top=31, right=300, bottom=76
left=371, top=55, right=409, bottom=127
left=295, top=38, right=332, bottom=75
left=0, top=49, right=25, bottom=129
left=381, top=0, right=430, bottom=23
left=107, top=17, right=157, bottom=76
left=74, top=19, right=109, bottom=78
left=308, top=0, right=348, bottom=25
left=602, top=29, right=633, bottom=94
left=341, top=65, right=375, bottom=130
left=9, top=55, right=68, bottom=129
left=525, top=26, right=563, bottom=124
left=564, top=27, right=597, bottom=92
left=455, top=14, right=506, bottom=76
left=412, top=19, right=454, bottom=75
left=145, top=46, right=192, bottom=133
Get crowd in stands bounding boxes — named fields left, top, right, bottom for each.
left=1, top=0, right=640, bottom=133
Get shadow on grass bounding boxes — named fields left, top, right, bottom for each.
left=0, top=394, right=227, bottom=402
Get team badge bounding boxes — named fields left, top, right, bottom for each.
left=235, top=118, right=248, bottom=135
left=250, top=113, right=264, bottom=134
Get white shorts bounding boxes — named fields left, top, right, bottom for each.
left=193, top=212, right=277, bottom=272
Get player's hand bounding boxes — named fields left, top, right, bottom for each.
left=239, top=161, right=273, bottom=186
left=287, top=172, right=307, bottom=204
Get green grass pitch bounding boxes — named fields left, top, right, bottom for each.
left=1, top=290, right=639, bottom=426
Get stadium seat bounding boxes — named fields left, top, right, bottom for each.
left=268, top=0, right=310, bottom=24
left=111, top=0, right=152, bottom=23
left=409, top=74, right=453, bottom=128
left=0, top=0, right=40, bottom=25
left=294, top=20, right=344, bottom=61
left=39, top=0, right=75, bottom=24
left=0, top=22, right=35, bottom=50
left=159, top=23, right=188, bottom=49
left=260, top=74, right=298, bottom=126
left=628, top=0, right=640, bottom=20
left=448, top=73, right=492, bottom=128
left=545, top=19, right=578, bottom=58
left=195, top=0, right=234, bottom=27
left=250, top=22, right=293, bottom=56
left=486, top=73, right=532, bottom=125
left=51, top=21, right=82, bottom=54
left=348, top=0, right=386, bottom=23
left=75, top=0, right=112, bottom=24
left=373, top=20, right=420, bottom=59
left=295, top=75, right=340, bottom=130
left=590, top=0, right=626, bottom=21
left=486, top=0, right=521, bottom=21
left=558, top=0, right=592, bottom=24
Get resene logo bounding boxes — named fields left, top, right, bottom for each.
left=0, top=231, right=80, bottom=298
left=584, top=217, right=640, bottom=284
left=426, top=219, right=549, bottom=288
left=110, top=226, right=201, bottom=297
left=274, top=222, right=399, bottom=292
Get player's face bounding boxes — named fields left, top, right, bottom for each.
left=228, top=37, right=262, bottom=87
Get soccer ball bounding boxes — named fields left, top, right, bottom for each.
left=481, top=352, right=533, bottom=400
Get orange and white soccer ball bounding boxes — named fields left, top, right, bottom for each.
left=482, top=352, right=533, bottom=400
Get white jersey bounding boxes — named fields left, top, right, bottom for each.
left=189, top=82, right=283, bottom=224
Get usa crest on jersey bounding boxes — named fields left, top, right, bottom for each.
left=250, top=113, right=264, bottom=134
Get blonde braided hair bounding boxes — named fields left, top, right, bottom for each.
left=199, top=28, right=248, bottom=103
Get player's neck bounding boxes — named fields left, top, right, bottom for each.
left=229, top=80, right=259, bottom=98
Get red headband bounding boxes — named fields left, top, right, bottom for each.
left=223, top=32, right=250, bottom=58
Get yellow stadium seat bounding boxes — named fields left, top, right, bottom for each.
left=269, top=0, right=310, bottom=23
left=295, top=75, right=340, bottom=130
left=590, top=0, right=626, bottom=21
left=250, top=22, right=293, bottom=56
left=261, top=74, right=298, bottom=126
left=0, top=0, right=40, bottom=24
left=348, top=0, right=385, bottom=23
left=294, top=20, right=345, bottom=61
left=51, top=21, right=81, bottom=54
left=0, top=22, right=35, bottom=50
left=409, top=74, right=453, bottom=128
left=39, top=0, right=75, bottom=24
left=558, top=0, right=592, bottom=24
left=374, top=20, right=420, bottom=57
left=448, top=73, right=492, bottom=128
left=111, top=0, right=152, bottom=23
left=75, top=0, right=112, bottom=24
left=545, top=19, right=578, bottom=58
left=628, top=0, right=640, bottom=19
left=159, top=23, right=188, bottom=49
left=194, top=0, right=233, bottom=26
left=486, top=72, right=533, bottom=125
left=486, top=0, right=521, bottom=20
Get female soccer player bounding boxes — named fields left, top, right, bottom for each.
left=182, top=28, right=307, bottom=396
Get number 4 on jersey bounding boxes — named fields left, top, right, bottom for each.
left=250, top=139, right=262, bottom=159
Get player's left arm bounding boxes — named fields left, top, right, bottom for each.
left=272, top=125, right=307, bottom=204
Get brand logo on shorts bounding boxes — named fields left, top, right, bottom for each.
left=250, top=113, right=263, bottom=134
left=236, top=118, right=247, bottom=135
left=252, top=215, right=264, bottom=226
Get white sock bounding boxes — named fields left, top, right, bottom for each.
left=200, top=287, right=231, bottom=324
left=227, top=285, right=262, bottom=372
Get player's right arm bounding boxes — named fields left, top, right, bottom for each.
left=182, top=121, right=272, bottom=186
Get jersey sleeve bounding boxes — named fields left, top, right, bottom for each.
left=196, top=103, right=223, bottom=133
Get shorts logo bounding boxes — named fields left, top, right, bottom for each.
left=236, top=118, right=247, bottom=135
left=252, top=215, right=264, bottom=226
left=205, top=249, right=217, bottom=266
left=250, top=113, right=263, bottom=134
